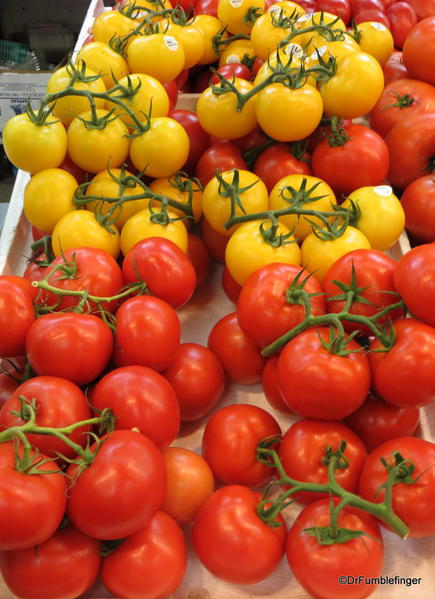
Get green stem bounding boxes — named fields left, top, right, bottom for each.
left=32, top=279, right=147, bottom=305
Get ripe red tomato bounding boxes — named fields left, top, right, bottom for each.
left=352, top=0, right=386, bottom=12
left=169, top=109, right=211, bottom=174
left=208, top=312, right=266, bottom=384
left=162, top=79, right=178, bottom=110
left=122, top=237, right=196, bottom=308
left=315, top=0, right=351, bottom=23
left=401, top=175, right=435, bottom=242
left=386, top=2, right=418, bottom=48
left=163, top=343, right=225, bottom=421
left=287, top=498, right=383, bottom=599
left=262, top=354, right=296, bottom=415
left=211, top=64, right=252, bottom=85
left=359, top=437, right=435, bottom=537
left=0, top=526, right=101, bottom=599
left=67, top=430, right=166, bottom=540
left=195, top=142, right=248, bottom=186
left=407, top=0, right=435, bottom=20
left=200, top=217, right=228, bottom=261
left=25, top=313, right=113, bottom=385
left=403, top=16, right=435, bottom=85
left=101, top=511, right=187, bottom=599
left=193, top=485, right=287, bottom=584
left=382, top=50, right=409, bottom=84
left=195, top=0, right=219, bottom=16
left=254, top=143, right=312, bottom=193
left=202, top=404, right=281, bottom=486
left=0, top=373, right=18, bottom=411
left=0, top=276, right=35, bottom=358
left=187, top=233, right=210, bottom=288
left=354, top=9, right=391, bottom=27
left=221, top=265, right=241, bottom=303
left=114, top=296, right=180, bottom=371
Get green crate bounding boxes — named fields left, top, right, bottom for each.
left=0, top=40, right=32, bottom=66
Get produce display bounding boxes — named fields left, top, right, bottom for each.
left=1, top=0, right=435, bottom=597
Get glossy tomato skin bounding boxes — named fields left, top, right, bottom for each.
left=0, top=526, right=101, bottom=599
left=91, top=366, right=180, bottom=449
left=393, top=244, right=435, bottom=326
left=122, top=237, right=196, bottom=308
left=345, top=394, right=420, bottom=452
left=202, top=404, right=281, bottom=486
left=169, top=109, right=211, bottom=174
left=254, top=143, right=312, bottom=193
left=0, top=374, right=18, bottom=410
left=0, top=276, right=35, bottom=358
left=163, top=343, right=225, bottom=421
left=403, top=16, right=435, bottom=85
left=193, top=485, right=287, bottom=584
left=25, top=313, right=113, bottom=385
left=278, top=328, right=370, bottom=419
left=312, top=124, right=389, bottom=195
left=187, top=233, right=210, bottom=288
left=287, top=498, right=383, bottom=599
left=382, top=50, right=409, bottom=84
left=208, top=312, right=266, bottom=384
left=195, top=141, right=247, bottom=186
left=67, top=430, right=166, bottom=540
left=237, top=263, right=326, bottom=348
left=315, top=0, right=351, bottom=22
left=0, top=443, right=66, bottom=550
left=262, top=355, right=296, bottom=415
left=114, top=296, right=180, bottom=372
left=359, top=437, right=435, bottom=537
left=0, top=376, right=91, bottom=458
left=200, top=218, right=228, bottom=261
left=101, top=511, right=187, bottom=599
left=386, top=2, right=418, bottom=49
left=221, top=265, right=242, bottom=303
left=211, top=63, right=252, bottom=84
left=370, top=319, right=435, bottom=408
left=401, top=175, right=435, bottom=242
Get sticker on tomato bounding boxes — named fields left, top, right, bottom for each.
left=374, top=185, right=393, bottom=197
left=164, top=36, right=179, bottom=51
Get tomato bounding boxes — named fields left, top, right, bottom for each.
left=195, top=0, right=219, bottom=16
left=403, top=16, right=435, bottom=85
left=76, top=41, right=130, bottom=89
left=254, top=143, right=312, bottom=193
left=0, top=443, right=66, bottom=550
left=163, top=79, right=178, bottom=109
left=356, top=21, right=393, bottom=65
left=382, top=49, right=409, bottom=83
left=237, top=262, right=326, bottom=347
left=122, top=237, right=195, bottom=306
left=149, top=174, right=202, bottom=223
left=193, top=485, right=286, bottom=584
left=323, top=249, right=401, bottom=334
left=162, top=447, right=215, bottom=525
left=386, top=2, right=417, bottom=49
left=278, top=327, right=371, bottom=419
left=0, top=376, right=91, bottom=459
left=221, top=265, right=241, bottom=303
left=126, top=34, right=185, bottom=83
left=217, top=0, right=264, bottom=34
left=320, top=52, right=384, bottom=118
left=67, top=430, right=166, bottom=539
left=385, top=113, right=435, bottom=189
left=161, top=21, right=205, bottom=70
left=196, top=141, right=248, bottom=187
left=359, top=437, right=435, bottom=537
left=200, top=217, right=229, bottom=260
left=3, top=113, right=67, bottom=174
left=187, top=233, right=210, bottom=288
left=0, top=373, right=18, bottom=411
left=169, top=109, right=211, bottom=174
left=0, top=525, right=100, bottom=599
left=163, top=343, right=225, bottom=421
left=51, top=210, right=120, bottom=258
left=114, top=296, right=180, bottom=371
left=120, top=207, right=188, bottom=255
left=101, top=511, right=186, bottom=599
left=315, top=0, right=351, bottom=23
left=407, top=0, right=435, bottom=20
left=369, top=319, right=435, bottom=408
left=261, top=354, right=296, bottom=415
left=211, top=63, right=252, bottom=85
left=26, top=312, right=113, bottom=385
left=250, top=13, right=294, bottom=60
left=208, top=312, right=266, bottom=384
left=345, top=394, right=420, bottom=452
left=46, top=65, right=107, bottom=126
left=287, top=498, right=383, bottom=599
left=0, top=277, right=35, bottom=359
left=401, top=175, right=435, bottom=242
left=191, top=15, right=224, bottom=64
left=93, top=9, right=136, bottom=43
left=354, top=9, right=391, bottom=28
left=301, top=226, right=372, bottom=282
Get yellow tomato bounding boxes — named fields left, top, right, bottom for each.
left=301, top=11, right=346, bottom=31
left=268, top=1, right=306, bottom=18
left=149, top=176, right=202, bottom=223
left=126, top=34, right=185, bottom=83
left=123, top=0, right=172, bottom=20
left=250, top=12, right=294, bottom=60
left=269, top=174, right=336, bottom=242
left=253, top=45, right=303, bottom=85
left=76, top=42, right=130, bottom=89
left=218, top=40, right=256, bottom=67
left=24, top=169, right=77, bottom=233
left=225, top=219, right=301, bottom=285
left=120, top=208, right=188, bottom=255
left=217, top=0, right=265, bottom=35
left=85, top=169, right=149, bottom=231
left=52, top=210, right=120, bottom=258
left=160, top=21, right=205, bottom=69
left=92, top=10, right=137, bottom=45
left=357, top=21, right=394, bottom=66
left=343, top=185, right=405, bottom=251
left=191, top=15, right=225, bottom=65
left=202, top=169, right=269, bottom=236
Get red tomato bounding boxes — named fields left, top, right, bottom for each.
left=31, top=225, right=47, bottom=242
left=0, top=376, right=91, bottom=458
left=386, top=2, right=418, bottom=48
left=312, top=124, right=389, bottom=195
left=58, top=152, right=87, bottom=184
left=315, top=0, right=351, bottom=23
left=193, top=485, right=287, bottom=584
left=122, top=237, right=196, bottom=308
left=287, top=498, right=383, bottom=599
left=359, top=437, right=435, bottom=537
left=232, top=127, right=269, bottom=154
left=254, top=143, right=312, bottom=193
left=208, top=312, right=266, bottom=384
left=237, top=263, right=326, bottom=348
left=200, top=217, right=228, bottom=261
left=401, top=175, right=435, bottom=242
left=0, top=276, right=35, bottom=358
left=0, top=526, right=100, bottom=599
left=345, top=393, right=420, bottom=451
left=352, top=0, right=386, bottom=12
left=278, top=328, right=370, bottom=419
left=195, top=142, right=248, bottom=187
left=221, top=265, right=241, bottom=303
left=25, top=313, right=113, bottom=385
left=114, top=296, right=180, bottom=371
left=369, top=318, right=435, bottom=408
left=354, top=9, right=391, bottom=27
left=169, top=109, right=211, bottom=174
left=23, top=255, right=49, bottom=284
left=251, top=57, right=264, bottom=77
left=211, top=64, right=252, bottom=85
left=194, top=0, right=219, bottom=16
left=187, top=233, right=210, bottom=288
left=369, top=79, right=435, bottom=137
left=91, top=366, right=180, bottom=449
left=162, top=79, right=178, bottom=110
left=403, top=16, right=435, bottom=85
left=0, top=373, right=18, bottom=410
left=385, top=112, right=435, bottom=189
left=67, top=430, right=166, bottom=539
left=407, top=0, right=435, bottom=20
left=173, top=0, right=195, bottom=13
left=193, top=67, right=213, bottom=93
left=163, top=343, right=225, bottom=421
left=382, top=50, right=409, bottom=84
left=101, top=511, right=187, bottom=599
left=262, top=354, right=296, bottom=415
left=0, top=443, right=66, bottom=550
left=202, top=404, right=281, bottom=486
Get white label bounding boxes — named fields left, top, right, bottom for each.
left=226, top=54, right=240, bottom=64
left=310, top=46, right=327, bottom=61
left=284, top=43, right=304, bottom=59
left=164, top=35, right=179, bottom=51
left=269, top=6, right=282, bottom=14
left=374, top=185, right=392, bottom=197
left=297, top=14, right=311, bottom=23
left=230, top=0, right=243, bottom=6
left=371, top=22, right=386, bottom=31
